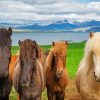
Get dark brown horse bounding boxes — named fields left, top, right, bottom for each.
left=13, top=39, right=45, bottom=100
left=46, top=41, right=68, bottom=100
left=0, top=27, right=12, bottom=100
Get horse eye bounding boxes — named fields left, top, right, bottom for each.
left=91, top=51, right=94, bottom=55
left=65, top=55, right=67, bottom=57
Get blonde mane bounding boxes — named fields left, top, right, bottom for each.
left=79, top=32, right=100, bottom=72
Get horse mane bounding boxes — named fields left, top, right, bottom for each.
left=19, top=39, right=41, bottom=62
left=46, top=42, right=67, bottom=69
left=46, top=49, right=54, bottom=69
left=0, top=27, right=12, bottom=47
left=81, top=32, right=100, bottom=71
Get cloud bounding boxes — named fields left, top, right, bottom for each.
left=0, top=0, right=100, bottom=25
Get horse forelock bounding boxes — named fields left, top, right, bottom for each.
left=46, top=42, right=67, bottom=69
left=19, top=40, right=35, bottom=62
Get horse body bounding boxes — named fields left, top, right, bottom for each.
left=0, top=28, right=12, bottom=100
left=76, top=32, right=100, bottom=100
left=46, top=41, right=68, bottom=100
left=13, top=39, right=45, bottom=100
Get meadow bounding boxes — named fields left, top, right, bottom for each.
left=10, top=41, right=85, bottom=100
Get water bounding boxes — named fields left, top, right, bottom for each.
left=12, top=32, right=89, bottom=45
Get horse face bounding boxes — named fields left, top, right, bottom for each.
left=19, top=40, right=40, bottom=87
left=55, top=55, right=66, bottom=78
left=20, top=58, right=36, bottom=87
left=52, top=50, right=66, bottom=78
left=51, top=41, right=67, bottom=78
left=92, top=51, right=100, bottom=82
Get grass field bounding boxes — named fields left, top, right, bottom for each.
left=10, top=42, right=86, bottom=100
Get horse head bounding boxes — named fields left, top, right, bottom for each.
left=0, top=27, right=12, bottom=77
left=48, top=41, right=68, bottom=78
left=19, top=39, right=41, bottom=86
left=87, top=32, right=100, bottom=82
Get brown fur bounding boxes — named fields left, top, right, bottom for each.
left=46, top=41, right=68, bottom=100
left=13, top=39, right=45, bottom=100
left=0, top=27, right=12, bottom=100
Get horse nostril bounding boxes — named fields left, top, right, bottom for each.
left=94, top=72, right=96, bottom=77
left=57, top=69, right=63, bottom=76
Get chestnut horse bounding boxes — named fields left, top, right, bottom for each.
left=13, top=39, right=45, bottom=100
left=9, top=55, right=18, bottom=81
left=76, top=32, right=100, bottom=100
left=46, top=41, right=68, bottom=100
left=0, top=27, right=12, bottom=100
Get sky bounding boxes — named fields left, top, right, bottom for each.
left=0, top=0, right=100, bottom=25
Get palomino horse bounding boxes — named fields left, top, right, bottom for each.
left=13, top=39, right=45, bottom=100
left=76, top=32, right=100, bottom=100
left=46, top=41, right=68, bottom=100
left=0, top=28, right=12, bottom=100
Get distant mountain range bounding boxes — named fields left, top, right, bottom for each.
left=0, top=19, right=100, bottom=32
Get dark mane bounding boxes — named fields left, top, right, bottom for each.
left=0, top=28, right=12, bottom=47
left=19, top=39, right=41, bottom=62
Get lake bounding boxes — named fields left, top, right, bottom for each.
left=12, top=32, right=89, bottom=45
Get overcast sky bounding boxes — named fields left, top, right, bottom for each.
left=0, top=0, right=100, bottom=25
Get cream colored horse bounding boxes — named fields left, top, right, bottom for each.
left=76, top=32, right=100, bottom=100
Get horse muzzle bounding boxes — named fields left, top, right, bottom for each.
left=56, top=69, right=64, bottom=78
left=94, top=72, right=100, bottom=82
left=21, top=79, right=30, bottom=87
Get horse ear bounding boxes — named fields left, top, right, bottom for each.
left=89, top=32, right=94, bottom=38
left=18, top=40, right=22, bottom=46
left=33, top=41, right=41, bottom=58
left=33, top=40, right=36, bottom=45
left=65, top=41, right=68, bottom=46
left=52, top=41, right=55, bottom=46
left=8, top=27, right=12, bottom=36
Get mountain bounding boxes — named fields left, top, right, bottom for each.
left=73, top=20, right=100, bottom=28
left=16, top=20, right=77, bottom=31
left=0, top=19, right=100, bottom=32
left=86, top=26, right=100, bottom=32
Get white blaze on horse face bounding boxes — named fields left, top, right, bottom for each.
left=93, top=53, right=100, bottom=80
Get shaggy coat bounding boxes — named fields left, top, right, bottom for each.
left=46, top=41, right=68, bottom=100
left=76, top=32, right=100, bottom=100
left=0, top=28, right=12, bottom=100
left=13, top=39, right=45, bottom=100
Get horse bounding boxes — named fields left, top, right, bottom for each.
left=76, top=32, right=100, bottom=100
left=0, top=27, right=12, bottom=100
left=13, top=39, right=45, bottom=100
left=9, top=55, right=18, bottom=81
left=46, top=41, right=68, bottom=100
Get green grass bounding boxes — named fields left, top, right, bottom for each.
left=10, top=42, right=85, bottom=99
left=67, top=42, right=85, bottom=79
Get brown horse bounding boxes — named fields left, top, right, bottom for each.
left=46, top=41, right=68, bottom=100
left=0, top=27, right=12, bottom=100
left=13, top=39, right=45, bottom=100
